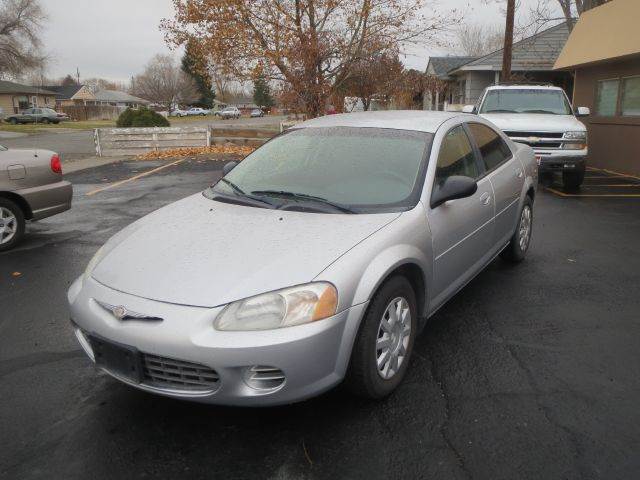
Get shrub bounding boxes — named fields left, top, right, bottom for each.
left=116, top=108, right=170, bottom=128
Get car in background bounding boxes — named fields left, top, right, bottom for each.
left=169, top=108, right=189, bottom=117
left=464, top=84, right=589, bottom=189
left=250, top=108, right=264, bottom=118
left=55, top=111, right=70, bottom=121
left=69, top=111, right=537, bottom=406
left=0, top=144, right=72, bottom=251
left=186, top=107, right=211, bottom=116
left=4, top=108, right=63, bottom=125
left=219, top=106, right=241, bottom=119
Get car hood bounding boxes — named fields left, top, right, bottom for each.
left=480, top=113, right=586, bottom=133
left=91, top=193, right=400, bottom=307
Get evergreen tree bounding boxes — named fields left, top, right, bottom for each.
left=253, top=73, right=274, bottom=109
left=181, top=41, right=215, bottom=108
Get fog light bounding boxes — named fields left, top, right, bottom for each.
left=243, top=365, right=286, bottom=391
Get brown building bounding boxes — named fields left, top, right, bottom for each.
left=0, top=80, right=57, bottom=117
left=554, top=0, right=640, bottom=175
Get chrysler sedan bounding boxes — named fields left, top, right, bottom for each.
left=68, top=111, right=537, bottom=406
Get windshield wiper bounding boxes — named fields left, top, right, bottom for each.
left=251, top=190, right=355, bottom=213
left=212, top=179, right=275, bottom=207
left=521, top=109, right=559, bottom=114
left=484, top=109, right=517, bottom=113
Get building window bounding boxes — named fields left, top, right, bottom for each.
left=621, top=76, right=640, bottom=117
left=595, top=79, right=619, bottom=116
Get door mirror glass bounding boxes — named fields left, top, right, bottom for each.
left=222, top=161, right=238, bottom=175
left=462, top=105, right=475, bottom=114
left=575, top=106, right=590, bottom=116
left=431, top=176, right=478, bottom=208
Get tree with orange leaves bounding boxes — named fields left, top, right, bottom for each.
left=162, top=1, right=460, bottom=117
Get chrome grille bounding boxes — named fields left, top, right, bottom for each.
left=503, top=131, right=563, bottom=138
left=503, top=131, right=565, bottom=150
left=243, top=365, right=286, bottom=391
left=141, top=353, right=219, bottom=392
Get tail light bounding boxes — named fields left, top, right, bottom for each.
left=50, top=154, right=62, bottom=174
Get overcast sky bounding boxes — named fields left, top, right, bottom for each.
left=40, top=0, right=560, bottom=83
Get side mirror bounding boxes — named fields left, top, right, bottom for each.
left=575, top=106, right=590, bottom=117
left=222, top=161, right=238, bottom=176
left=461, top=105, right=476, bottom=114
left=431, top=176, right=478, bottom=208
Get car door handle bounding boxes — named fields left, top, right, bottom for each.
left=480, top=192, right=491, bottom=206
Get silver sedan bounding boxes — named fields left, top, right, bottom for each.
left=68, top=111, right=537, bottom=406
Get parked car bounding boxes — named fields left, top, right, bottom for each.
left=250, top=108, right=264, bottom=118
left=464, top=84, right=589, bottom=189
left=68, top=111, right=536, bottom=406
left=55, top=111, right=70, bottom=121
left=169, top=109, right=189, bottom=117
left=0, top=145, right=72, bottom=251
left=186, top=107, right=211, bottom=116
left=219, top=106, right=241, bottom=119
left=4, top=108, right=63, bottom=125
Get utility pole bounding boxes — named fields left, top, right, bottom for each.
left=501, top=0, right=515, bottom=83
left=76, top=67, right=80, bottom=85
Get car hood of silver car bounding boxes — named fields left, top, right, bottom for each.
left=91, top=193, right=400, bottom=307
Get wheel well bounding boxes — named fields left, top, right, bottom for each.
left=526, top=186, right=535, bottom=202
left=0, top=192, right=33, bottom=219
left=385, top=263, right=427, bottom=320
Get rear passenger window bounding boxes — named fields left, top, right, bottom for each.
left=467, top=123, right=512, bottom=171
left=434, top=126, right=479, bottom=187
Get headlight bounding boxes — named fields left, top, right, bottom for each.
left=563, top=131, right=587, bottom=150
left=83, top=246, right=105, bottom=280
left=563, top=131, right=586, bottom=140
left=214, top=282, right=338, bottom=331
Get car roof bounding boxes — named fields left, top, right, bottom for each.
left=485, top=84, right=563, bottom=91
left=297, top=110, right=462, bottom=133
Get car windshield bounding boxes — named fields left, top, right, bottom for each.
left=480, top=89, right=572, bottom=115
left=205, top=127, right=432, bottom=214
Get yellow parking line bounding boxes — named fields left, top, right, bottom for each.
left=585, top=166, right=640, bottom=181
left=86, top=158, right=188, bottom=196
left=544, top=186, right=640, bottom=198
left=582, top=184, right=640, bottom=187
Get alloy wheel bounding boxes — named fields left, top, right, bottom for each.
left=0, top=207, right=18, bottom=245
left=376, top=297, right=412, bottom=380
left=519, top=205, right=532, bottom=251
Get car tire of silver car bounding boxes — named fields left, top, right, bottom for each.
left=0, top=198, right=25, bottom=252
left=562, top=170, right=584, bottom=190
left=501, top=196, right=533, bottom=263
left=345, top=275, right=417, bottom=399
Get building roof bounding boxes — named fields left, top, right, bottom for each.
left=94, top=89, right=150, bottom=104
left=298, top=110, right=463, bottom=133
left=450, top=21, right=573, bottom=74
left=554, top=0, right=640, bottom=70
left=0, top=80, right=56, bottom=96
left=426, top=56, right=478, bottom=79
left=41, top=84, right=85, bottom=100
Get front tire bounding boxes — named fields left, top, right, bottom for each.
left=562, top=169, right=584, bottom=190
left=9, top=118, right=18, bottom=125
left=0, top=198, right=26, bottom=252
left=501, top=196, right=533, bottom=263
left=345, top=276, right=417, bottom=399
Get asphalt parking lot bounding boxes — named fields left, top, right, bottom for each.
left=1, top=158, right=639, bottom=479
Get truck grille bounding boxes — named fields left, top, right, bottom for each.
left=503, top=131, right=564, bottom=150
left=141, top=353, right=220, bottom=392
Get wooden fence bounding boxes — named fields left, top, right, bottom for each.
left=62, top=105, right=122, bottom=121
left=94, top=126, right=278, bottom=157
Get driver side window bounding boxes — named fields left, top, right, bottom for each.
left=434, top=125, right=479, bottom=188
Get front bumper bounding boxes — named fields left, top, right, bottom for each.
left=68, top=276, right=366, bottom=406
left=536, top=150, right=587, bottom=173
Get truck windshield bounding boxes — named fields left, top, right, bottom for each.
left=480, top=89, right=572, bottom=115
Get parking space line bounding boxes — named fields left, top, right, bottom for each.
left=86, top=158, right=189, bottom=196
left=544, top=186, right=640, bottom=198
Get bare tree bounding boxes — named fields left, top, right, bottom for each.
left=130, top=54, right=197, bottom=111
left=0, top=0, right=46, bottom=79
left=342, top=52, right=404, bottom=111
left=84, top=77, right=128, bottom=93
left=457, top=23, right=505, bottom=56
left=527, top=0, right=610, bottom=32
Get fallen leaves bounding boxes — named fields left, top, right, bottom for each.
left=135, top=144, right=255, bottom=161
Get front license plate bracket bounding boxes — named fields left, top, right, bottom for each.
left=88, top=334, right=143, bottom=383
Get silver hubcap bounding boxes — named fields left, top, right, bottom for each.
left=0, top=207, right=18, bottom=245
left=376, top=297, right=412, bottom=380
left=519, top=205, right=532, bottom=251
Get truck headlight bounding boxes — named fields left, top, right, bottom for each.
left=563, top=131, right=587, bottom=150
left=214, top=282, right=338, bottom=331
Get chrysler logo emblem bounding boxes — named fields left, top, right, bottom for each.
left=95, top=300, right=164, bottom=322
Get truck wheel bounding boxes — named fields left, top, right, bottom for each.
left=501, top=196, right=533, bottom=263
left=345, top=276, right=417, bottom=399
left=562, top=170, right=584, bottom=190
left=0, top=198, right=25, bottom=252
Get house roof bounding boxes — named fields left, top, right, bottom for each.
left=41, top=84, right=85, bottom=100
left=554, top=0, right=640, bottom=70
left=450, top=21, right=573, bottom=74
left=426, top=56, right=478, bottom=79
left=94, top=89, right=149, bottom=104
left=0, top=80, right=56, bottom=96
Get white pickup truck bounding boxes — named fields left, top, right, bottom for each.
left=464, top=85, right=589, bottom=189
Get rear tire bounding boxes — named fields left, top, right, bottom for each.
left=562, top=170, right=584, bottom=190
left=345, top=276, right=417, bottom=399
left=0, top=198, right=26, bottom=252
left=41, top=118, right=50, bottom=124
left=9, top=118, right=18, bottom=125
left=501, top=196, right=533, bottom=263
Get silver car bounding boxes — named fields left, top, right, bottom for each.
left=68, top=111, right=537, bottom=406
left=0, top=144, right=72, bottom=251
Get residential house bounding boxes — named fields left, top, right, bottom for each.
left=93, top=90, right=149, bottom=108
left=42, top=84, right=97, bottom=107
left=231, top=97, right=260, bottom=113
left=424, top=56, right=478, bottom=110
left=0, top=80, right=57, bottom=117
left=554, top=0, right=640, bottom=175
left=426, top=22, right=575, bottom=110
